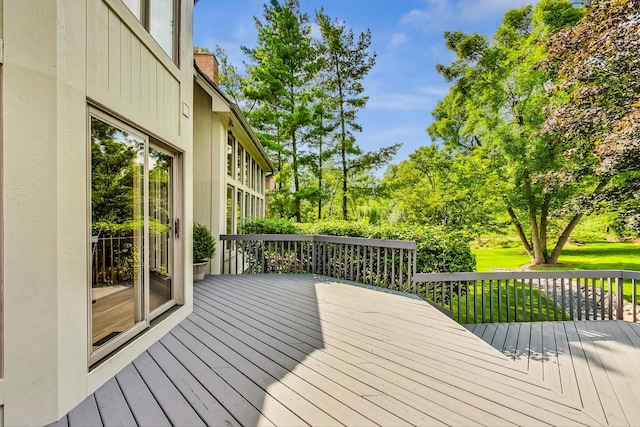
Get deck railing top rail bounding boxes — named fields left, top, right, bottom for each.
left=417, top=270, right=640, bottom=281
left=220, top=233, right=416, bottom=249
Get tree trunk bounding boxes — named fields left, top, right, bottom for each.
left=337, top=63, right=349, bottom=221
left=506, top=204, right=533, bottom=258
left=548, top=179, right=610, bottom=263
left=525, top=177, right=545, bottom=264
left=318, top=135, right=323, bottom=220
left=540, top=194, right=551, bottom=261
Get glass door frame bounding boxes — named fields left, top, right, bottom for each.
left=87, top=107, right=181, bottom=366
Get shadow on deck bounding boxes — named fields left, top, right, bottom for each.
left=51, top=275, right=600, bottom=426
left=468, top=321, right=640, bottom=426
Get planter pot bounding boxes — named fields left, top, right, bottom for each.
left=193, top=261, right=209, bottom=282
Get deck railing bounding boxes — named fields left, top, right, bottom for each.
left=219, top=234, right=640, bottom=325
left=220, top=234, right=417, bottom=292
left=416, top=270, right=640, bottom=324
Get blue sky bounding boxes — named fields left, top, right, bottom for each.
left=193, top=0, right=537, bottom=165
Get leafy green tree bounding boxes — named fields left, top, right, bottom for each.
left=243, top=0, right=321, bottom=222
left=316, top=10, right=399, bottom=220
left=540, top=0, right=640, bottom=234
left=430, top=0, right=589, bottom=265
left=382, top=145, right=504, bottom=237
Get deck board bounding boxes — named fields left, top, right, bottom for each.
left=475, top=320, right=640, bottom=426
left=61, top=275, right=605, bottom=426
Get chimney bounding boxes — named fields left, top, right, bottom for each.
left=194, top=47, right=219, bottom=85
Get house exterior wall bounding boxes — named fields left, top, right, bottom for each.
left=193, top=77, right=271, bottom=275
left=193, top=83, right=228, bottom=274
left=2, top=1, right=193, bottom=425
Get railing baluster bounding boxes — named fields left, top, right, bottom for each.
left=523, top=279, right=533, bottom=322
left=457, top=281, right=461, bottom=323
left=561, top=278, right=566, bottom=320
left=383, top=248, right=388, bottom=288
left=506, top=279, right=511, bottom=323
left=376, top=247, right=381, bottom=287
left=489, top=279, right=494, bottom=323
left=600, top=277, right=605, bottom=320
left=465, top=280, right=470, bottom=324
left=634, top=278, right=638, bottom=323
left=569, top=277, right=574, bottom=320
left=497, top=280, right=502, bottom=324
left=537, top=278, right=542, bottom=322
left=545, top=278, right=550, bottom=321
left=591, top=278, right=596, bottom=320
left=514, top=279, right=519, bottom=323
left=577, top=277, right=582, bottom=320
left=553, top=278, right=558, bottom=321
left=481, top=280, right=485, bottom=323
left=473, top=280, right=477, bottom=324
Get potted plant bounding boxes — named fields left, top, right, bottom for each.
left=193, top=222, right=216, bottom=282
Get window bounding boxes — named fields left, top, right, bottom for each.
left=122, top=0, right=179, bottom=62
left=236, top=190, right=243, bottom=231
left=244, top=152, right=250, bottom=186
left=236, top=145, right=243, bottom=182
left=226, top=185, right=233, bottom=234
left=226, top=135, right=234, bottom=177
left=89, top=110, right=180, bottom=364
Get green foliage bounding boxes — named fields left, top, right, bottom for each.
left=316, top=9, right=399, bottom=220
left=240, top=217, right=298, bottom=235
left=370, top=225, right=476, bottom=273
left=381, top=145, right=504, bottom=237
left=242, top=218, right=475, bottom=273
left=193, top=223, right=216, bottom=262
left=429, top=0, right=600, bottom=265
left=302, top=219, right=370, bottom=237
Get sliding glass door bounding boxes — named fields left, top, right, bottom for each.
left=89, top=111, right=179, bottom=363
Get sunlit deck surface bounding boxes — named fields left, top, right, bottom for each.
left=52, top=275, right=601, bottom=426
left=468, top=321, right=640, bottom=426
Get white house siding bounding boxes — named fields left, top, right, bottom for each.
left=2, top=0, right=193, bottom=425
left=193, top=82, right=228, bottom=275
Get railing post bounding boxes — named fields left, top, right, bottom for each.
left=617, top=276, right=624, bottom=320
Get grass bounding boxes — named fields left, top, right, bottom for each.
left=469, top=242, right=640, bottom=310
left=473, top=242, right=640, bottom=272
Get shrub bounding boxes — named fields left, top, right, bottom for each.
left=240, top=217, right=298, bottom=235
left=193, top=223, right=216, bottom=262
left=370, top=225, right=476, bottom=273
left=239, top=218, right=476, bottom=273
left=303, top=220, right=370, bottom=237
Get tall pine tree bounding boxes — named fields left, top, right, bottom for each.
left=316, top=10, right=399, bottom=220
left=243, top=0, right=320, bottom=222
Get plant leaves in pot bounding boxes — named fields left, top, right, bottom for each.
left=193, top=222, right=216, bottom=282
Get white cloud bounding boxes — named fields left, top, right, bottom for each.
left=310, top=23, right=322, bottom=40
left=458, top=0, right=541, bottom=23
left=368, top=92, right=439, bottom=112
left=368, top=126, right=421, bottom=141
left=399, top=0, right=540, bottom=28
left=388, top=32, right=409, bottom=48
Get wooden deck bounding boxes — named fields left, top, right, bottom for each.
left=468, top=321, right=640, bottom=426
left=51, top=275, right=601, bottom=426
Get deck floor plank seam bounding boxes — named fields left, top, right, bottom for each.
left=199, top=278, right=512, bottom=365
left=194, top=280, right=576, bottom=402
left=194, top=281, right=593, bottom=425
left=189, top=302, right=417, bottom=426
left=60, top=275, right=608, bottom=427
left=196, top=282, right=543, bottom=393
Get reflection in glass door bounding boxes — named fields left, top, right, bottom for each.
left=149, top=147, right=173, bottom=314
left=90, top=117, right=145, bottom=350
left=89, top=112, right=178, bottom=361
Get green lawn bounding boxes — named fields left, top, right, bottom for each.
left=470, top=242, right=640, bottom=310
left=473, top=242, right=640, bottom=272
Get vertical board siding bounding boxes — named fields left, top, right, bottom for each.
left=87, top=1, right=180, bottom=140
